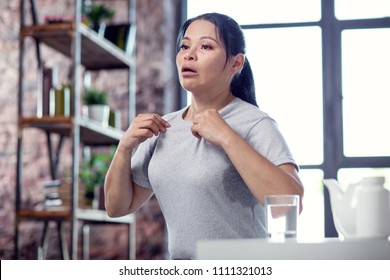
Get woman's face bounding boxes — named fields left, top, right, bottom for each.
left=176, top=20, right=236, bottom=96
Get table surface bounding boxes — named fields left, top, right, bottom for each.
left=76, top=209, right=135, bottom=224
left=196, top=238, right=390, bottom=260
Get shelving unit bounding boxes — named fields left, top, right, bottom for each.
left=15, top=0, right=136, bottom=260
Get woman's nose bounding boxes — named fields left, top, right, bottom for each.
left=184, top=48, right=196, bottom=61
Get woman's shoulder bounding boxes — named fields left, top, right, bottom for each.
left=224, top=98, right=271, bottom=121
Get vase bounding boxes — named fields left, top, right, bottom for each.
left=83, top=104, right=110, bottom=126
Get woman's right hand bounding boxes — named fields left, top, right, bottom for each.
left=119, top=113, right=171, bottom=151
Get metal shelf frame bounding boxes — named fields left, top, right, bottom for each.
left=15, top=0, right=136, bottom=260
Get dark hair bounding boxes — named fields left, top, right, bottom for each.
left=177, top=13, right=258, bottom=107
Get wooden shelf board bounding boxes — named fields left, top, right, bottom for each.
left=20, top=116, right=124, bottom=146
left=21, top=23, right=133, bottom=70
left=17, top=208, right=72, bottom=220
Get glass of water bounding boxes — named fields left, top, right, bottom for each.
left=264, top=194, right=299, bottom=242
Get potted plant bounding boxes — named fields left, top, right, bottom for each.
left=83, top=87, right=110, bottom=126
left=84, top=3, right=115, bottom=33
left=80, top=150, right=114, bottom=210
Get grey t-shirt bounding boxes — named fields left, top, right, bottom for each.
left=131, top=98, right=297, bottom=259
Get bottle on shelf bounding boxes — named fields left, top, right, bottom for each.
left=39, top=66, right=56, bottom=117
left=53, top=81, right=73, bottom=117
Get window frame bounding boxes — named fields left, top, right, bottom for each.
left=321, top=0, right=390, bottom=236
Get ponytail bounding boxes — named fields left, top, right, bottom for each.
left=231, top=59, right=257, bottom=107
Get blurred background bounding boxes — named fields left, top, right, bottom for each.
left=0, top=0, right=389, bottom=259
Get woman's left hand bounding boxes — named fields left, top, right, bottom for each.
left=191, top=109, right=233, bottom=146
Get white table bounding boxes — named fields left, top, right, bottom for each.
left=196, top=238, right=390, bottom=259
left=76, top=209, right=135, bottom=259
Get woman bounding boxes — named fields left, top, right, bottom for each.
left=105, top=13, right=304, bottom=259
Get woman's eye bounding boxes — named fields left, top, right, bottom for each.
left=179, top=44, right=189, bottom=50
left=201, top=44, right=212, bottom=50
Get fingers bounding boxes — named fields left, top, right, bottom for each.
left=135, top=114, right=170, bottom=136
left=190, top=124, right=201, bottom=139
left=190, top=113, right=202, bottom=139
left=190, top=110, right=216, bottom=139
left=121, top=114, right=170, bottom=150
left=190, top=109, right=231, bottom=146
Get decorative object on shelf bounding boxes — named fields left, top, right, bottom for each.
left=39, top=66, right=56, bottom=117
left=82, top=87, right=110, bottom=126
left=44, top=15, right=72, bottom=24
left=54, top=82, right=73, bottom=116
left=84, top=3, right=115, bottom=34
left=104, top=23, right=132, bottom=52
left=80, top=149, right=115, bottom=210
left=43, top=180, right=63, bottom=208
left=109, top=109, right=121, bottom=130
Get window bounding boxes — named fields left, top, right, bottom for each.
left=335, top=0, right=390, bottom=20
left=244, top=27, right=323, bottom=165
left=341, top=28, right=390, bottom=157
left=185, top=0, right=390, bottom=239
left=187, top=0, right=321, bottom=24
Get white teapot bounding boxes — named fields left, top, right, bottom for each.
left=323, top=176, right=390, bottom=239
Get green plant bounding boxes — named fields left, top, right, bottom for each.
left=80, top=149, right=115, bottom=199
left=85, top=4, right=115, bottom=27
left=83, top=88, right=108, bottom=105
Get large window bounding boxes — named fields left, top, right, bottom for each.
left=185, top=0, right=390, bottom=239
left=244, top=27, right=323, bottom=165
left=188, top=0, right=321, bottom=24
left=335, top=0, right=390, bottom=20
left=341, top=28, right=390, bottom=157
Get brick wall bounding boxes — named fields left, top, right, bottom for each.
left=0, top=0, right=181, bottom=260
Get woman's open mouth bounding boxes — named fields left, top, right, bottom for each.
left=181, top=65, right=198, bottom=76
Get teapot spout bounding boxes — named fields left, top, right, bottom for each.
left=323, top=178, right=349, bottom=238
left=323, top=179, right=343, bottom=197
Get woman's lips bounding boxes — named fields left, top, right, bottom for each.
left=181, top=65, right=198, bottom=77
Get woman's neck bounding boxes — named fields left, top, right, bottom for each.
left=184, top=92, right=235, bottom=120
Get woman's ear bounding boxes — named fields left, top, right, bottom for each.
left=231, top=53, right=245, bottom=74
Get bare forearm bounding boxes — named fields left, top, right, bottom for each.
left=221, top=131, right=304, bottom=205
left=104, top=145, right=134, bottom=217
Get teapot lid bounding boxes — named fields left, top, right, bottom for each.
left=361, top=176, right=385, bottom=185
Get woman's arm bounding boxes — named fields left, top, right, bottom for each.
left=222, top=133, right=304, bottom=213
left=104, top=145, right=154, bottom=217
left=191, top=109, right=304, bottom=213
left=104, top=114, right=170, bottom=217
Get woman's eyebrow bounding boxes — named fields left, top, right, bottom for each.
left=199, top=36, right=218, bottom=43
left=182, top=35, right=219, bottom=43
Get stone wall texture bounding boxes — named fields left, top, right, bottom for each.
left=0, top=0, right=181, bottom=260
